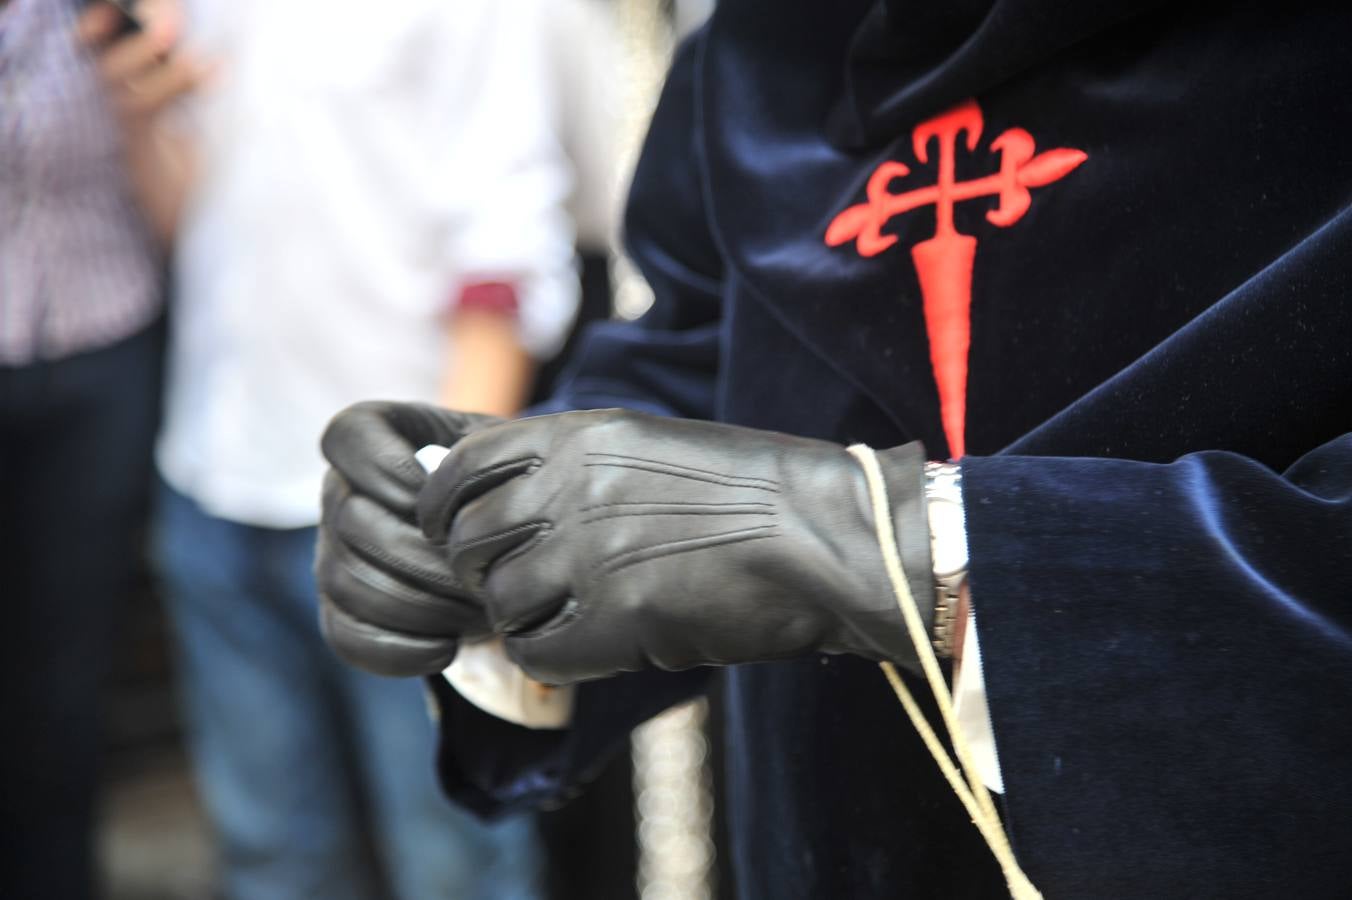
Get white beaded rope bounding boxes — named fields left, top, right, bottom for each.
left=846, top=444, right=1042, bottom=900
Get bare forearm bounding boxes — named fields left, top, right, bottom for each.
left=441, top=308, right=535, bottom=418
left=122, top=124, right=195, bottom=243
left=80, top=0, right=201, bottom=244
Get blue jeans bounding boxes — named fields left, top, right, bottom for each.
left=153, top=482, right=541, bottom=900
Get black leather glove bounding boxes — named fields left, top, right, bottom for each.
left=315, top=401, right=503, bottom=676
left=416, top=408, right=935, bottom=685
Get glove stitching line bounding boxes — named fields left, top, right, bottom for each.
left=583, top=452, right=780, bottom=487
left=453, top=521, right=554, bottom=609
left=386, top=458, right=428, bottom=497
left=592, top=524, right=779, bottom=579
left=340, top=532, right=463, bottom=593
left=336, top=554, right=478, bottom=622
left=503, top=597, right=582, bottom=643
left=490, top=521, right=554, bottom=570
left=436, top=455, right=544, bottom=524
left=582, top=507, right=776, bottom=524
left=578, top=500, right=775, bottom=512
left=582, top=459, right=781, bottom=493
left=451, top=520, right=551, bottom=561
left=322, top=599, right=456, bottom=655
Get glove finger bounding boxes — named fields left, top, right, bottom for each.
left=321, top=401, right=503, bottom=515
left=503, top=601, right=641, bottom=686
left=505, top=551, right=747, bottom=684
left=316, top=530, right=486, bottom=637
left=417, top=417, right=553, bottom=540
left=333, top=491, right=468, bottom=598
left=442, top=468, right=555, bottom=596
left=450, top=520, right=549, bottom=602
left=319, top=595, right=460, bottom=677
left=455, top=469, right=577, bottom=633
left=321, top=468, right=349, bottom=522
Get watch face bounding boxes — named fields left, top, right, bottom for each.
left=928, top=498, right=969, bottom=578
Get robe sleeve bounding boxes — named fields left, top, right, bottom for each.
left=964, top=436, right=1352, bottom=895
left=431, top=32, right=725, bottom=818
left=958, top=200, right=1352, bottom=895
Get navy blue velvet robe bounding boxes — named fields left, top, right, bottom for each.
left=428, top=2, right=1352, bottom=896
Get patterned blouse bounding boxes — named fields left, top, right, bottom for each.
left=0, top=0, right=161, bottom=365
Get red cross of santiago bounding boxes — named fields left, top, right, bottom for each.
left=825, top=98, right=1087, bottom=459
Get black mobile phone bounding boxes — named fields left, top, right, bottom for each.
left=86, top=0, right=144, bottom=37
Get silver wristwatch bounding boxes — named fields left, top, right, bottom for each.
left=924, top=461, right=968, bottom=657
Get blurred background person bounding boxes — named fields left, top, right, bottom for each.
left=0, top=0, right=166, bottom=896
left=81, top=0, right=578, bottom=896
left=531, top=0, right=620, bottom=408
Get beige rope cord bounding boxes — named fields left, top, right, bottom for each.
left=846, top=445, right=1043, bottom=900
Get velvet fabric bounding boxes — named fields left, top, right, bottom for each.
left=432, top=2, right=1352, bottom=896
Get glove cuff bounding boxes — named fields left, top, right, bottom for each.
left=870, top=441, right=937, bottom=661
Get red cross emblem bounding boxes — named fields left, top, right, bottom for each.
left=825, top=98, right=1087, bottom=459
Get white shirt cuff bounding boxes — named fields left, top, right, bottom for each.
left=952, top=607, right=1005, bottom=794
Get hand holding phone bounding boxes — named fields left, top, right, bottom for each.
left=77, top=0, right=202, bottom=130
left=97, top=0, right=145, bottom=37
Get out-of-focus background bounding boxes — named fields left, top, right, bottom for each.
left=2, top=0, right=726, bottom=897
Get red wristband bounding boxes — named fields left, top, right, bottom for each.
left=454, top=281, right=520, bottom=317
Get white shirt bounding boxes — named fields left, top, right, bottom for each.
left=544, top=0, right=622, bottom=251
left=158, top=0, right=578, bottom=528
left=954, top=610, right=1004, bottom=793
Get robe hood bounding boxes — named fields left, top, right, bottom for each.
left=830, top=0, right=1169, bottom=147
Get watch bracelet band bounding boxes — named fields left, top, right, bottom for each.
left=932, top=587, right=960, bottom=658
left=924, top=461, right=967, bottom=659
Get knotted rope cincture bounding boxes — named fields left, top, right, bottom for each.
left=846, top=444, right=1042, bottom=900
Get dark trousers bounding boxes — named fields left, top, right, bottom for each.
left=0, top=323, right=162, bottom=900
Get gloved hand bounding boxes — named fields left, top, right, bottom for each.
left=316, top=401, right=503, bottom=676
left=416, top=408, right=935, bottom=685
